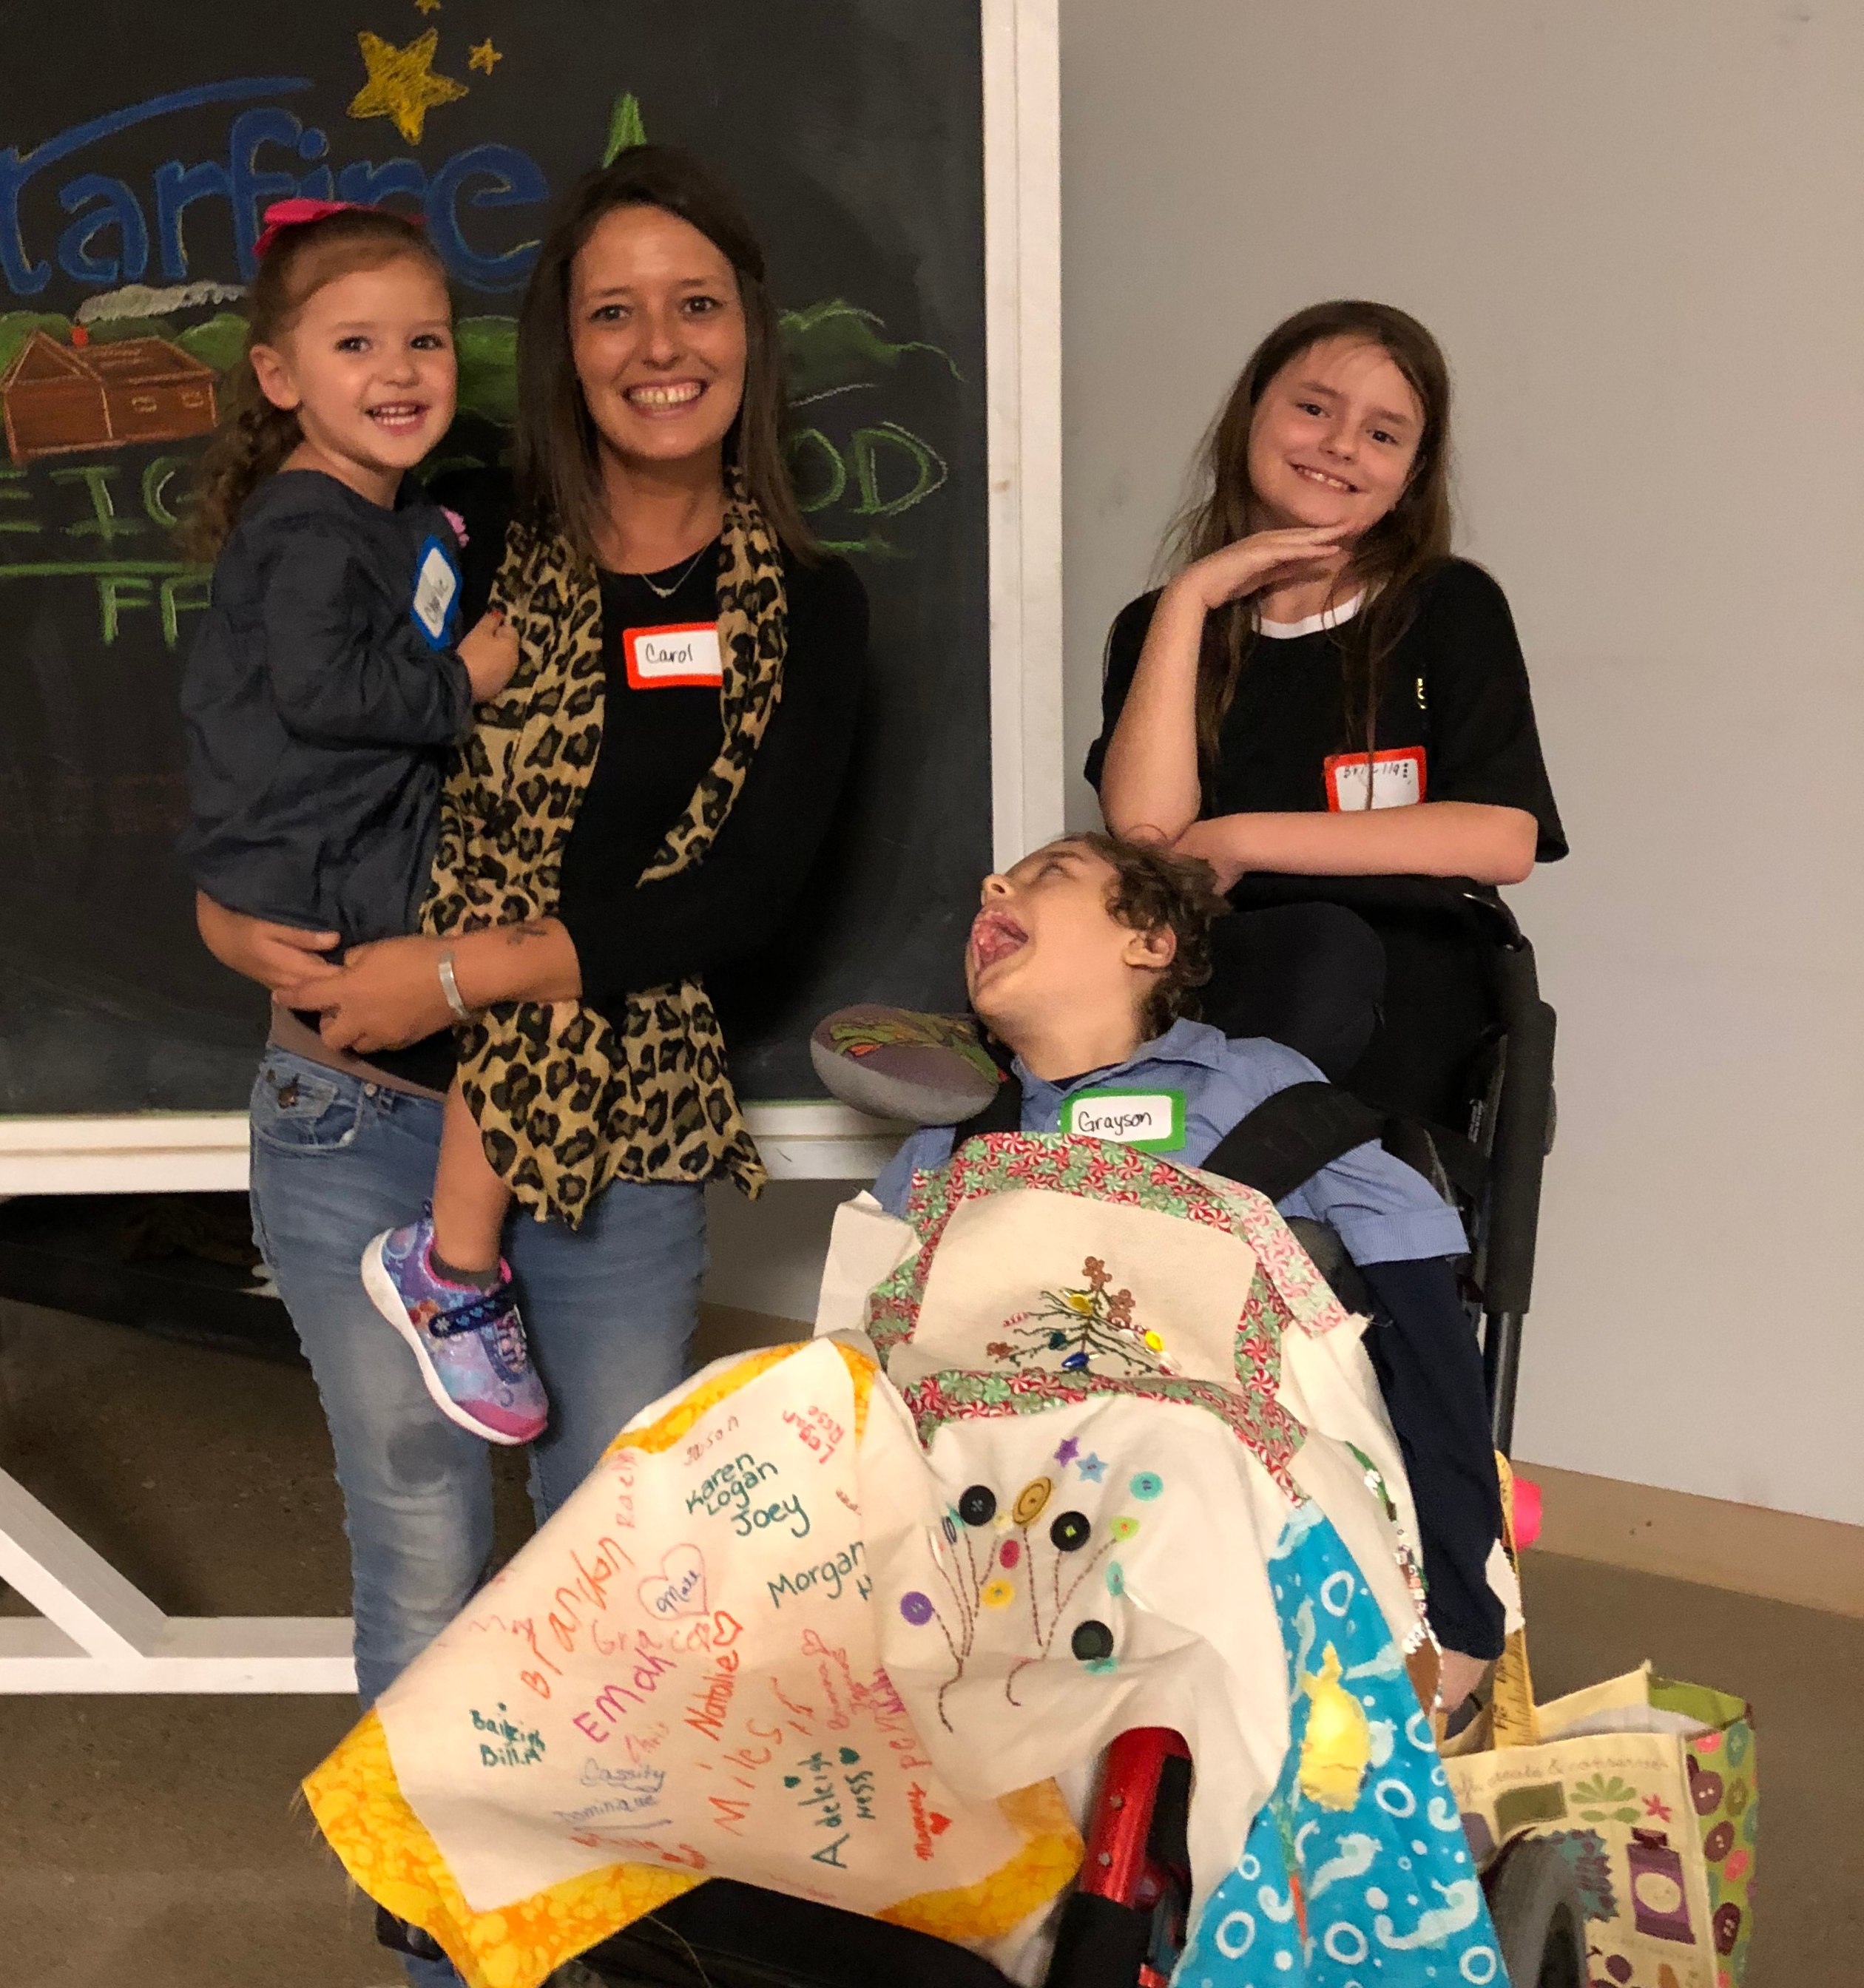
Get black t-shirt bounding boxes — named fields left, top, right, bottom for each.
left=365, top=470, right=868, bottom=1089
left=565, top=555, right=729, bottom=913
left=1087, top=558, right=1566, bottom=862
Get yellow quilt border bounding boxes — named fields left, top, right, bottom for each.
left=304, top=1339, right=1080, bottom=1988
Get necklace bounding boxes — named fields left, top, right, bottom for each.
left=633, top=542, right=712, bottom=601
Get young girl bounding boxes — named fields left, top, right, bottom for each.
left=1092, top=300, right=1565, bottom=1120
left=178, top=200, right=544, bottom=1447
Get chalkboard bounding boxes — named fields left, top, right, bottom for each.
left=0, top=0, right=999, bottom=1116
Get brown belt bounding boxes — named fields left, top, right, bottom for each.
left=266, top=1003, right=448, bottom=1103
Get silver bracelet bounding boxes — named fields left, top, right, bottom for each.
left=437, top=950, right=471, bottom=1022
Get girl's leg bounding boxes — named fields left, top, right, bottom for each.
left=246, top=1049, right=495, bottom=1708
left=1204, top=903, right=1386, bottom=1079
left=359, top=1080, right=547, bottom=1446
left=507, top=1178, right=708, bottom=1519
left=429, top=1078, right=513, bottom=1281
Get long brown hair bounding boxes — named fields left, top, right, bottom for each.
left=1164, top=300, right=1453, bottom=762
left=513, top=145, right=816, bottom=564
left=181, top=209, right=448, bottom=561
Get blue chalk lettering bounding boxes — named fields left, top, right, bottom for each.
left=55, top=173, right=148, bottom=284
left=296, top=127, right=333, bottom=202
left=227, top=107, right=305, bottom=274
left=152, top=160, right=230, bottom=281
left=425, top=143, right=547, bottom=292
left=337, top=157, right=427, bottom=208
left=0, top=78, right=308, bottom=294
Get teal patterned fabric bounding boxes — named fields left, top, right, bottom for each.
left=1180, top=1504, right=1502, bottom=1987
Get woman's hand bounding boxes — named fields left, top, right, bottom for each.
left=277, top=933, right=453, bottom=1054
left=195, top=892, right=342, bottom=993
left=1172, top=524, right=1351, bottom=615
left=457, top=607, right=520, bottom=702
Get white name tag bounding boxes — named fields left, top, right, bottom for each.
left=625, top=621, right=723, bottom=689
left=1062, top=1089, right=1185, bottom=1152
left=1324, top=746, right=1426, bottom=811
left=411, top=537, right=460, bottom=647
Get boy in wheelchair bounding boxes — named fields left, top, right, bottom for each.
left=322, top=829, right=1524, bottom=1988
left=872, top=831, right=1506, bottom=1710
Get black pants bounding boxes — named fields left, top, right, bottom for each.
left=1203, top=902, right=1494, bottom=1126
left=1201, top=903, right=1386, bottom=1081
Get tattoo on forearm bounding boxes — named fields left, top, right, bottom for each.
left=504, top=919, right=553, bottom=947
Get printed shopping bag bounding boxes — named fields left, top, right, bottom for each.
left=1441, top=1467, right=1757, bottom=1988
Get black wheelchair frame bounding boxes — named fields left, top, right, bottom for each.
left=380, top=873, right=1573, bottom=1987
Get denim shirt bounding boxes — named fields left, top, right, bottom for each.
left=871, top=1018, right=1468, bottom=1267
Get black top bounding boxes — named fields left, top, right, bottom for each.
left=1087, top=558, right=1566, bottom=862
left=177, top=470, right=473, bottom=943
left=365, top=470, right=868, bottom=1087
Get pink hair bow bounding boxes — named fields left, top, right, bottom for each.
left=253, top=198, right=427, bottom=258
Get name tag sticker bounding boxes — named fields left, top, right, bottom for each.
left=1063, top=1088, right=1186, bottom=1152
left=1324, top=746, right=1426, bottom=811
left=625, top=621, right=723, bottom=689
left=411, top=535, right=460, bottom=648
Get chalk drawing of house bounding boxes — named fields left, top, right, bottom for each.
left=1, top=331, right=217, bottom=464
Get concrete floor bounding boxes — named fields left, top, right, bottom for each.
left=1, top=1299, right=1857, bottom=1987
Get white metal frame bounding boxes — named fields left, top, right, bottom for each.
left=0, top=0, right=1063, bottom=1693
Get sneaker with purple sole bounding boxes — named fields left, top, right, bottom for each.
left=362, top=1214, right=548, bottom=1446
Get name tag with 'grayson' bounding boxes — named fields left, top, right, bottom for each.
left=625, top=621, right=724, bottom=689
left=1062, top=1089, right=1186, bottom=1152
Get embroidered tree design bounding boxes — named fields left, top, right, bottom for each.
left=999, top=1256, right=1178, bottom=1377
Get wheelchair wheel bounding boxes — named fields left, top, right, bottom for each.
left=1482, top=1837, right=1587, bottom=1987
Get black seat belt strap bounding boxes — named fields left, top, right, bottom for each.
left=1200, top=1081, right=1385, bottom=1204
left=955, top=1073, right=1392, bottom=1210
left=952, top=1069, right=1024, bottom=1148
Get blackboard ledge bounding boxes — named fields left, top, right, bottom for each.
left=0, top=1103, right=908, bottom=1194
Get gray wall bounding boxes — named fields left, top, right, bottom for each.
left=714, top=0, right=1858, bottom=1527
left=1061, top=0, right=1863, bottom=1524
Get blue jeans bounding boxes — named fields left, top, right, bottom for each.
left=249, top=1047, right=706, bottom=1987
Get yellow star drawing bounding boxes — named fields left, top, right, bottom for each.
left=348, top=29, right=468, bottom=146
left=468, top=38, right=501, bottom=75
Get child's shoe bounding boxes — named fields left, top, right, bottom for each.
left=362, top=1214, right=547, bottom=1445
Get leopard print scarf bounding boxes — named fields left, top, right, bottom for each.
left=420, top=470, right=785, bottom=1223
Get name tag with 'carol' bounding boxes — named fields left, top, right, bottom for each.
left=1062, top=1089, right=1185, bottom=1152
left=625, top=621, right=723, bottom=689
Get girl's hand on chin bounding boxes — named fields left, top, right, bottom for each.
left=276, top=934, right=455, bottom=1054
left=1172, top=525, right=1351, bottom=614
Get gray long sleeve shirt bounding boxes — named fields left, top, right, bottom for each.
left=178, top=469, right=474, bottom=944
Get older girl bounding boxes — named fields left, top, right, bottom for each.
left=1092, top=300, right=1564, bottom=1118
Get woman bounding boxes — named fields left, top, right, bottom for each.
left=196, top=146, right=866, bottom=1978
left=1091, top=300, right=1564, bottom=1119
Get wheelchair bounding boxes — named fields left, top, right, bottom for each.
left=378, top=873, right=1578, bottom=1987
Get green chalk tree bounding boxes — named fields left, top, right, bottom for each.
left=604, top=92, right=647, bottom=166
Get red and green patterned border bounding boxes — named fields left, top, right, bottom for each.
left=868, top=1134, right=1357, bottom=1495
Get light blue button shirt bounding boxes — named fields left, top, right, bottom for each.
left=871, top=1018, right=1468, bottom=1266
